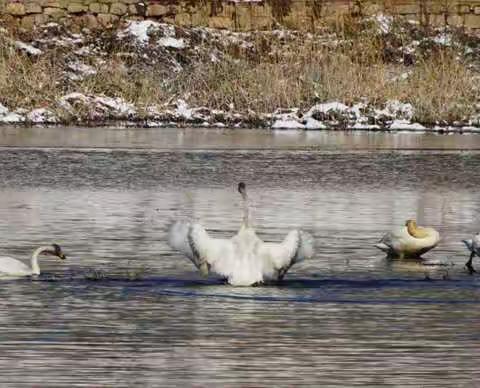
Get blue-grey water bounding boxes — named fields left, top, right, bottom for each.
left=0, top=128, right=479, bottom=387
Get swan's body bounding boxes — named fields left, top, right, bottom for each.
left=462, top=233, right=480, bottom=273
left=0, top=244, right=67, bottom=277
left=375, top=220, right=440, bottom=259
left=169, top=183, right=314, bottom=286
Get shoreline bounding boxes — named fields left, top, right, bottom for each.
left=1, top=120, right=479, bottom=133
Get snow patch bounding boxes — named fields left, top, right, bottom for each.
left=27, top=108, right=58, bottom=124
left=375, top=14, right=393, bottom=34
left=304, top=117, right=327, bottom=130
left=158, top=37, right=185, bottom=49
left=352, top=123, right=381, bottom=130
left=272, top=119, right=304, bottom=129
left=376, top=100, right=415, bottom=120
left=120, top=20, right=161, bottom=45
left=389, top=119, right=426, bottom=131
left=0, top=103, right=24, bottom=123
left=59, top=93, right=136, bottom=118
left=433, top=33, right=452, bottom=46
left=175, top=99, right=193, bottom=120
left=271, top=109, right=304, bottom=129
left=305, top=102, right=349, bottom=117
left=14, top=41, right=42, bottom=56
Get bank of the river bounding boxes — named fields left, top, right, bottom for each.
left=1, top=16, right=480, bottom=131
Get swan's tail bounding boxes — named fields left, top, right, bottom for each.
left=296, top=231, right=314, bottom=262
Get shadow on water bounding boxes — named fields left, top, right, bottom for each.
left=22, top=263, right=480, bottom=305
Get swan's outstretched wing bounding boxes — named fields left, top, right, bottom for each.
left=463, top=234, right=480, bottom=255
left=258, top=230, right=314, bottom=280
left=168, top=221, right=235, bottom=277
left=462, top=239, right=474, bottom=252
left=0, top=256, right=31, bottom=276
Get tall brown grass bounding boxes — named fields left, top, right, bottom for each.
left=0, top=23, right=478, bottom=125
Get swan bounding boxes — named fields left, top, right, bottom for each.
left=462, top=233, right=480, bottom=274
left=375, top=219, right=440, bottom=259
left=0, top=243, right=67, bottom=277
left=168, top=182, right=314, bottom=286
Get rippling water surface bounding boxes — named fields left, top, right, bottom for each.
left=0, top=128, right=480, bottom=386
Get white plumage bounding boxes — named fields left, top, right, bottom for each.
left=375, top=220, right=440, bottom=259
left=0, top=244, right=67, bottom=277
left=168, top=183, right=314, bottom=286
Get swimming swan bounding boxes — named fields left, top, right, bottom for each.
left=375, top=220, right=440, bottom=259
left=168, top=182, right=314, bottom=286
left=0, top=244, right=67, bottom=277
left=462, top=233, right=480, bottom=274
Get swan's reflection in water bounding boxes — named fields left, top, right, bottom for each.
left=0, top=145, right=479, bottom=386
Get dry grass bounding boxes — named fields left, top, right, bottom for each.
left=404, top=52, right=478, bottom=124
left=0, top=20, right=478, bottom=125
left=0, top=43, right=62, bottom=108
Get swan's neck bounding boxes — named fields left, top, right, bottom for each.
left=31, top=246, right=52, bottom=275
left=241, top=192, right=251, bottom=228
left=407, top=223, right=429, bottom=238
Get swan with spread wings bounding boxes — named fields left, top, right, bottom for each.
left=168, top=183, right=314, bottom=286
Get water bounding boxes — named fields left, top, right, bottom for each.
left=0, top=128, right=479, bottom=386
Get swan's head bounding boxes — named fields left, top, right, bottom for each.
left=405, top=219, right=430, bottom=238
left=48, top=243, right=67, bottom=260
left=405, top=219, right=417, bottom=228
left=238, top=182, right=246, bottom=195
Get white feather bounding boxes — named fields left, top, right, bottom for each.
left=0, top=256, right=33, bottom=276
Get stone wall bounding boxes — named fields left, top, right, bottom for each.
left=2, top=0, right=480, bottom=31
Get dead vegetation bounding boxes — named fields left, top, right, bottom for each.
left=0, top=15, right=478, bottom=126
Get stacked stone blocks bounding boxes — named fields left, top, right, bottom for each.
left=2, top=0, right=480, bottom=30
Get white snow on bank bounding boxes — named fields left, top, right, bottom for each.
left=0, top=103, right=24, bottom=123
left=14, top=40, right=42, bottom=56
left=158, top=37, right=185, bottom=49
left=304, top=117, right=327, bottom=129
left=389, top=119, right=426, bottom=131
left=175, top=99, right=193, bottom=120
left=120, top=21, right=186, bottom=49
left=352, top=123, right=381, bottom=130
left=59, top=93, right=135, bottom=118
left=272, top=118, right=304, bottom=129
left=27, top=108, right=58, bottom=124
left=433, top=33, right=452, bottom=46
left=94, top=96, right=136, bottom=117
left=271, top=109, right=304, bottom=129
left=376, top=100, right=415, bottom=120
left=119, top=20, right=160, bottom=45
left=375, top=14, right=393, bottom=34
left=305, top=102, right=349, bottom=117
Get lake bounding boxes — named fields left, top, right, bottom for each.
left=0, top=127, right=479, bottom=386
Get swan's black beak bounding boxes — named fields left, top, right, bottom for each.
left=52, top=243, right=67, bottom=260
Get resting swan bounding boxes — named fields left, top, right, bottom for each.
left=375, top=220, right=440, bottom=259
left=462, top=233, right=480, bottom=274
left=0, top=244, right=67, bottom=277
left=168, top=182, right=314, bottom=286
